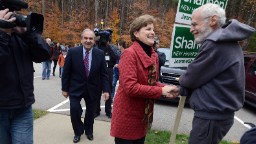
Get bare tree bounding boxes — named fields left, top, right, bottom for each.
left=95, top=0, right=99, bottom=27
left=42, top=0, right=44, bottom=15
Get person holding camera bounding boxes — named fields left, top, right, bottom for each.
left=94, top=29, right=121, bottom=119
left=0, top=8, right=51, bottom=144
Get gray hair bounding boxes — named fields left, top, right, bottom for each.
left=193, top=3, right=226, bottom=28
left=81, top=28, right=96, bottom=39
left=45, top=38, right=51, bottom=45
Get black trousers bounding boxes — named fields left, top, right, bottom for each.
left=115, top=137, right=145, bottom=144
left=189, top=116, right=234, bottom=144
left=69, top=94, right=96, bottom=136
left=52, top=60, right=58, bottom=74
left=95, top=68, right=113, bottom=115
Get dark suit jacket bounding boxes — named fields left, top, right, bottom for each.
left=61, top=46, right=109, bottom=102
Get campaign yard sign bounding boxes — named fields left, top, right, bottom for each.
left=169, top=0, right=229, bottom=67
left=175, top=0, right=228, bottom=25
left=169, top=24, right=201, bottom=67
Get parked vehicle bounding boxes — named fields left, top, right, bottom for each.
left=157, top=48, right=188, bottom=103
left=244, top=53, right=256, bottom=108
left=157, top=48, right=170, bottom=66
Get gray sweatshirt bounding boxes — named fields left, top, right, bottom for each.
left=179, top=19, right=255, bottom=120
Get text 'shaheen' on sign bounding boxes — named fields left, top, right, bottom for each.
left=169, top=24, right=201, bottom=67
left=175, top=0, right=228, bottom=25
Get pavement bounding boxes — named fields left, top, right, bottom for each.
left=34, top=113, right=114, bottom=144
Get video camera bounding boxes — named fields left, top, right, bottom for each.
left=94, top=28, right=113, bottom=45
left=0, top=0, right=44, bottom=34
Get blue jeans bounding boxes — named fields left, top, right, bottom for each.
left=42, top=60, right=52, bottom=79
left=111, top=67, right=119, bottom=101
left=0, top=106, right=33, bottom=144
left=59, top=67, right=63, bottom=77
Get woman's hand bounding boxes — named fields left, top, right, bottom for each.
left=162, top=85, right=179, bottom=99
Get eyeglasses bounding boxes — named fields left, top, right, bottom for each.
left=191, top=16, right=214, bottom=27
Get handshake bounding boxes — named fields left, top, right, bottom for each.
left=162, top=85, right=180, bottom=99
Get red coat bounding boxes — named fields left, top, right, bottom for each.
left=110, top=41, right=165, bottom=140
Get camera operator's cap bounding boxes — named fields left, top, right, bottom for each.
left=1, top=0, right=28, bottom=11
left=94, top=28, right=100, bottom=35
left=94, top=28, right=99, bottom=32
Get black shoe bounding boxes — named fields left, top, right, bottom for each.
left=94, top=112, right=100, bottom=118
left=106, top=113, right=112, bottom=118
left=73, top=135, right=81, bottom=143
left=53, top=73, right=55, bottom=76
left=87, top=134, right=94, bottom=141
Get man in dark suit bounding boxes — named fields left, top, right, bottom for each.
left=61, top=28, right=110, bottom=143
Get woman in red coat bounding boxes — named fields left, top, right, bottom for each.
left=110, top=14, right=179, bottom=144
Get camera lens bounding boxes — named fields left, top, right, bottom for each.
left=13, top=14, right=27, bottom=27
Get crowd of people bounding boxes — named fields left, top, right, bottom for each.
left=0, top=3, right=255, bottom=144
left=41, top=40, right=69, bottom=79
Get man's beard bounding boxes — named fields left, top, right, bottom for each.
left=195, top=25, right=213, bottom=44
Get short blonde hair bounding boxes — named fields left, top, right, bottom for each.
left=129, top=14, right=156, bottom=42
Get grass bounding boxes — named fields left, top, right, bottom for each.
left=145, top=130, right=239, bottom=144
left=32, top=109, right=48, bottom=120
left=32, top=110, right=239, bottom=144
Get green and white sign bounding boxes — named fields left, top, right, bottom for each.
left=169, top=24, right=201, bottom=67
left=175, top=0, right=228, bottom=25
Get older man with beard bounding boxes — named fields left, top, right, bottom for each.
left=179, top=3, right=255, bottom=144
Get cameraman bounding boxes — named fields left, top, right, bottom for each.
left=95, top=30, right=121, bottom=118
left=0, top=8, right=50, bottom=144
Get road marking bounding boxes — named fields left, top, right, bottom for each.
left=47, top=99, right=108, bottom=112
left=34, top=76, right=42, bottom=79
left=49, top=106, right=106, bottom=112
left=46, top=91, right=253, bottom=129
left=235, top=116, right=252, bottom=129
left=47, top=99, right=69, bottom=112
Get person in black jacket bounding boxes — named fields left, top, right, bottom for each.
left=52, top=42, right=62, bottom=76
left=153, top=36, right=166, bottom=80
left=95, top=30, right=121, bottom=119
left=0, top=9, right=50, bottom=144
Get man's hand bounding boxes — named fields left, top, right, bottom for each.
left=0, top=9, right=16, bottom=35
left=102, top=92, right=110, bottom=101
left=162, top=85, right=179, bottom=99
left=62, top=91, right=69, bottom=98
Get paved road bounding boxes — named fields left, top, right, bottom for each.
left=32, top=62, right=256, bottom=142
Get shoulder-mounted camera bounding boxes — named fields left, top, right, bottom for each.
left=94, top=28, right=113, bottom=45
left=0, top=0, right=44, bottom=34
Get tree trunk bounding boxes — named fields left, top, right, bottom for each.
left=62, top=0, right=64, bottom=26
left=42, top=0, right=45, bottom=16
left=95, top=0, right=98, bottom=27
